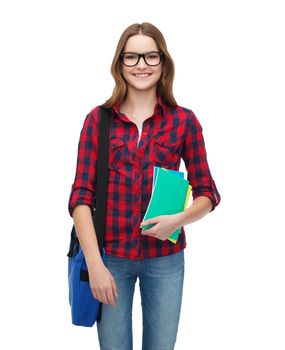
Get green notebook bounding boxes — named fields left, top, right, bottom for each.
left=141, top=167, right=191, bottom=243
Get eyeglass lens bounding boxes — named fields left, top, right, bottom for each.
left=122, top=52, right=161, bottom=66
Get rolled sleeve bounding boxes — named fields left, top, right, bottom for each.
left=68, top=109, right=99, bottom=217
left=181, top=111, right=221, bottom=211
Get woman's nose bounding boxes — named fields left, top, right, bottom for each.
left=136, top=55, right=148, bottom=68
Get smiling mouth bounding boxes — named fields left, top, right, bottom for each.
left=133, top=73, right=151, bottom=78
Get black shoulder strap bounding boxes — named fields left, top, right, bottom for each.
left=94, top=106, right=112, bottom=252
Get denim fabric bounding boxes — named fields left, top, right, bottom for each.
left=96, top=250, right=185, bottom=350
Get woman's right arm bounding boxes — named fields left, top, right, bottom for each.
left=68, top=110, right=117, bottom=306
left=72, top=204, right=118, bottom=306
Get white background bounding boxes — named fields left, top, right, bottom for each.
left=1, top=0, right=284, bottom=349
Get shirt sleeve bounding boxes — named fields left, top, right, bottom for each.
left=181, top=110, right=221, bottom=212
left=68, top=109, right=99, bottom=217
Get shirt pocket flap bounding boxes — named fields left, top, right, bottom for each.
left=155, top=136, right=180, bottom=148
left=109, top=137, right=124, bottom=150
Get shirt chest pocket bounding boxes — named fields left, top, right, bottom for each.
left=151, top=136, right=182, bottom=165
left=108, top=137, right=125, bottom=169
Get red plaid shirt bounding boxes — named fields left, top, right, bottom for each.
left=68, top=94, right=220, bottom=260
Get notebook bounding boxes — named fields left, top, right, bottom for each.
left=141, top=166, right=192, bottom=243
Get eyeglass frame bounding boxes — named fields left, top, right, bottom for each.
left=120, top=51, right=164, bottom=67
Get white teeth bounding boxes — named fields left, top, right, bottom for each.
left=134, top=74, right=150, bottom=77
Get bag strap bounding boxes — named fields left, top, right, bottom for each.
left=93, top=106, right=112, bottom=253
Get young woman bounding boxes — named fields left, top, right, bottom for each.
left=68, top=22, right=220, bottom=350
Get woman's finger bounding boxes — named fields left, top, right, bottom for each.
left=106, top=288, right=116, bottom=306
left=111, top=278, right=118, bottom=298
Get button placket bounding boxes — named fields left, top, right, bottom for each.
left=133, top=165, right=142, bottom=226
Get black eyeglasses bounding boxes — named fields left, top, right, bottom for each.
left=120, top=51, right=163, bottom=67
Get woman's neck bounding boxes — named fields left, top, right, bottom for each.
left=120, top=89, right=157, bottom=118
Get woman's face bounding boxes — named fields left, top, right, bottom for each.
left=121, top=34, right=163, bottom=92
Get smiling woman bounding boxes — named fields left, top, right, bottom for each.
left=68, top=22, right=220, bottom=350
left=101, top=22, right=177, bottom=110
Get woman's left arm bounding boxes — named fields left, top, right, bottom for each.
left=141, top=110, right=220, bottom=240
left=140, top=196, right=212, bottom=241
left=181, top=110, right=221, bottom=213
left=174, top=110, right=221, bottom=226
left=175, top=195, right=212, bottom=227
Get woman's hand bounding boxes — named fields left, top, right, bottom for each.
left=87, top=261, right=118, bottom=306
left=140, top=213, right=181, bottom=241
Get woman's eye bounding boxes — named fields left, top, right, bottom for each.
left=126, top=55, right=137, bottom=59
left=147, top=54, right=157, bottom=59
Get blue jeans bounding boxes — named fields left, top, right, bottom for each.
left=96, top=250, right=185, bottom=350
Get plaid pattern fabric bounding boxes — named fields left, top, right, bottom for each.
left=68, top=95, right=220, bottom=260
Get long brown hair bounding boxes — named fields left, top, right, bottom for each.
left=102, top=22, right=177, bottom=108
